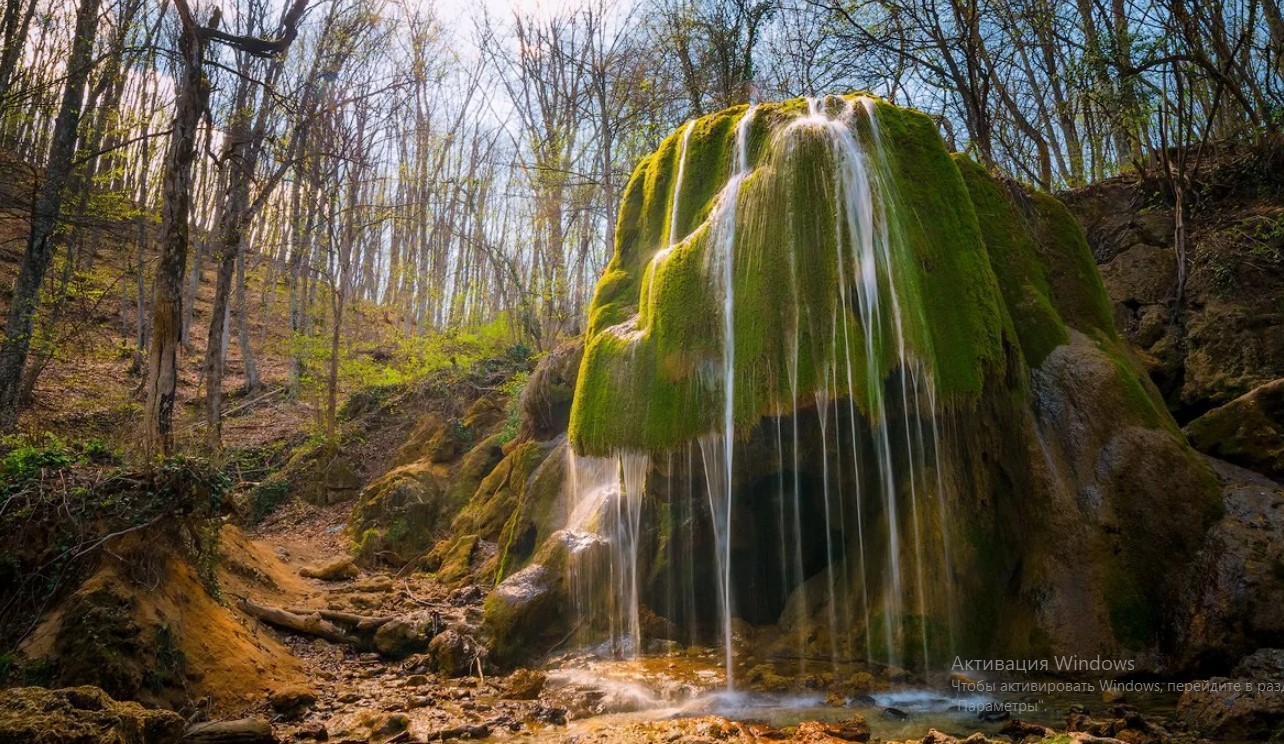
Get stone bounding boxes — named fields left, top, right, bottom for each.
left=299, top=557, right=358, bottom=581
left=503, top=668, right=547, bottom=700
left=323, top=456, right=362, bottom=504
left=1174, top=460, right=1284, bottom=670
left=519, top=339, right=584, bottom=441
left=0, top=686, right=184, bottom=744
left=1233, top=648, right=1284, bottom=679
left=373, top=617, right=431, bottom=659
left=269, top=684, right=318, bottom=719
left=293, top=722, right=328, bottom=741
left=368, top=713, right=411, bottom=743
left=351, top=461, right=449, bottom=565
left=482, top=547, right=570, bottom=666
left=184, top=718, right=275, bottom=743
left=794, top=717, right=870, bottom=742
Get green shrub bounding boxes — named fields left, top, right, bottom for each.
left=248, top=479, right=291, bottom=524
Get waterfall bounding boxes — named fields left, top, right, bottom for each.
left=564, top=95, right=958, bottom=684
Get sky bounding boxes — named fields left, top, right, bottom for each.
left=430, top=0, right=594, bottom=28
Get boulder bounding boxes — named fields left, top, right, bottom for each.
left=503, top=668, right=547, bottom=700
left=321, top=456, right=362, bottom=505
left=1185, top=378, right=1284, bottom=480
left=519, top=339, right=584, bottom=442
left=0, top=686, right=184, bottom=744
left=373, top=616, right=433, bottom=659
left=183, top=718, right=274, bottom=743
left=426, top=628, right=484, bottom=677
left=1099, top=243, right=1177, bottom=306
left=1066, top=172, right=1284, bottom=418
left=351, top=461, right=449, bottom=565
left=483, top=563, right=559, bottom=666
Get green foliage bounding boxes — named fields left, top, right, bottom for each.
left=0, top=433, right=121, bottom=486
left=291, top=314, right=520, bottom=409
left=194, top=521, right=223, bottom=601
left=21, top=656, right=55, bottom=687
left=498, top=371, right=532, bottom=444
left=248, top=478, right=291, bottom=524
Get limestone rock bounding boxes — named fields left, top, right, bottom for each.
left=322, top=456, right=362, bottom=505
left=503, top=668, right=547, bottom=700
left=351, top=461, right=449, bottom=565
left=519, top=339, right=584, bottom=442
left=1175, top=459, right=1284, bottom=671
left=483, top=530, right=604, bottom=666
left=183, top=718, right=275, bottom=743
left=0, top=686, right=184, bottom=744
left=1099, top=243, right=1177, bottom=306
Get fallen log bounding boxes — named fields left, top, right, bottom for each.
left=286, top=606, right=395, bottom=634
left=183, top=718, right=274, bottom=743
left=237, top=597, right=362, bottom=646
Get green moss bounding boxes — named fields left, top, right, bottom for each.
left=571, top=96, right=1013, bottom=456
left=956, top=157, right=1069, bottom=367
left=956, top=155, right=1123, bottom=370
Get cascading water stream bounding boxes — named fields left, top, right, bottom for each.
left=700, top=104, right=757, bottom=689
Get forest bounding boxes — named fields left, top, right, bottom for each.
left=0, top=0, right=1282, bottom=743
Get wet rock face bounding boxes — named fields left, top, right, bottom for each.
left=1185, top=378, right=1284, bottom=480
left=0, top=686, right=184, bottom=744
left=1175, top=459, right=1284, bottom=672
left=483, top=562, right=561, bottom=666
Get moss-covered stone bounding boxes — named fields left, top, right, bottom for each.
left=1185, top=378, right=1284, bottom=480
left=351, top=461, right=449, bottom=565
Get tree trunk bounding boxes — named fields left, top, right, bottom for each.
left=144, top=2, right=206, bottom=458
left=236, top=251, right=260, bottom=394
left=0, top=0, right=101, bottom=431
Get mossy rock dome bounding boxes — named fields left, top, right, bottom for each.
left=569, top=95, right=1029, bottom=456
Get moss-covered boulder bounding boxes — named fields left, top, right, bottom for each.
left=1185, top=378, right=1284, bottom=480
left=352, top=432, right=506, bottom=567
left=482, top=530, right=605, bottom=666
left=352, top=461, right=451, bottom=565
left=425, top=438, right=562, bottom=583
